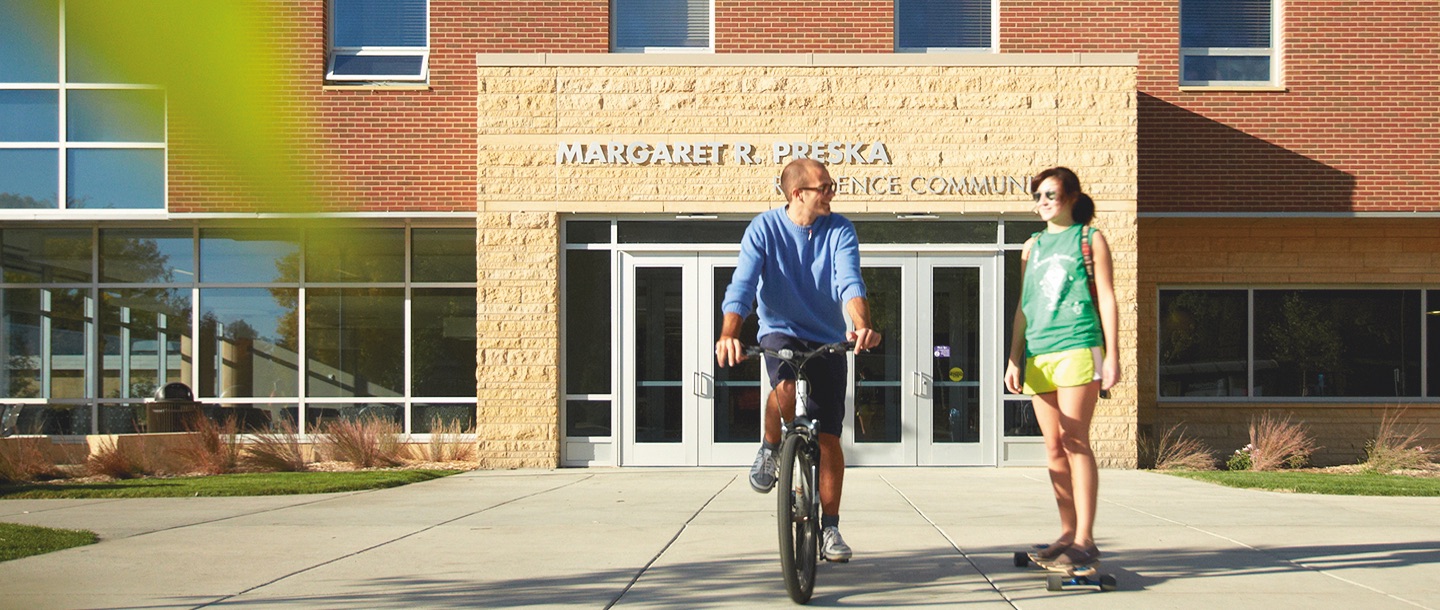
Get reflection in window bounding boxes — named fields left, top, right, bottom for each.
left=0, top=150, right=59, bottom=209
left=1430, top=291, right=1439, bottom=398
left=100, top=288, right=191, bottom=399
left=1180, top=0, right=1275, bottom=85
left=611, top=0, right=710, bottom=51
left=412, top=228, right=477, bottom=283
left=199, top=228, right=301, bottom=284
left=413, top=403, right=476, bottom=434
left=2, top=288, right=43, bottom=398
left=412, top=288, right=476, bottom=397
left=199, top=288, right=299, bottom=399
left=1159, top=290, right=1247, bottom=397
left=0, top=90, right=59, bottom=141
left=0, top=228, right=92, bottom=283
left=306, top=288, right=404, bottom=398
left=1255, top=290, right=1420, bottom=397
left=565, top=400, right=610, bottom=437
left=327, top=0, right=429, bottom=82
left=306, top=227, right=404, bottom=283
left=67, top=149, right=164, bottom=209
left=896, top=0, right=993, bottom=51
left=100, top=229, right=195, bottom=283
left=0, top=0, right=59, bottom=83
left=66, top=89, right=165, bottom=142
left=46, top=288, right=89, bottom=399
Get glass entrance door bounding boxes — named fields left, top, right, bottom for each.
left=849, top=254, right=997, bottom=465
left=620, top=253, right=759, bottom=465
left=621, top=251, right=996, bottom=466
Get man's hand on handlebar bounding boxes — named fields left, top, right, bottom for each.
left=716, top=335, right=746, bottom=368
left=848, top=327, right=882, bottom=352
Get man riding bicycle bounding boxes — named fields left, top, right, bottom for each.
left=715, top=158, right=882, bottom=563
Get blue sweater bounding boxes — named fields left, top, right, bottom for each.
left=722, top=207, right=867, bottom=344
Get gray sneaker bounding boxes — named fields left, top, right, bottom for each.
left=748, top=446, right=777, bottom=493
left=822, top=526, right=852, bottom=562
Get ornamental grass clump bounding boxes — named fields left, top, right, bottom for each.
left=86, top=437, right=153, bottom=479
left=1149, top=423, right=1216, bottom=471
left=0, top=439, right=63, bottom=484
left=242, top=418, right=309, bottom=472
left=174, top=415, right=243, bottom=475
left=1362, top=409, right=1436, bottom=474
left=318, top=415, right=406, bottom=468
left=1236, top=412, right=1318, bottom=471
left=421, top=416, right=476, bottom=463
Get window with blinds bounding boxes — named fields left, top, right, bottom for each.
left=1180, top=0, right=1276, bottom=86
left=895, top=0, right=994, bottom=52
left=611, top=0, right=712, bottom=52
left=327, top=0, right=429, bottom=82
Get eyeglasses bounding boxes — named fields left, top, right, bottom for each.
left=1031, top=190, right=1058, bottom=202
left=798, top=182, right=837, bottom=196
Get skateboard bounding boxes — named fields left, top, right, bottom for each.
left=1012, top=548, right=1118, bottom=592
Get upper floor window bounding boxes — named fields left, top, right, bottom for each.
left=611, top=0, right=712, bottom=52
left=1180, top=0, right=1277, bottom=86
left=895, top=0, right=994, bottom=52
left=327, top=0, right=430, bottom=83
left=1, top=0, right=166, bottom=212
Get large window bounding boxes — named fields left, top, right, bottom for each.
left=895, top=0, right=994, bottom=52
left=327, top=0, right=430, bottom=82
left=0, top=1, right=167, bottom=211
left=1160, top=289, right=1431, bottom=399
left=611, top=0, right=712, bottom=52
left=0, top=224, right=476, bottom=435
left=1180, top=0, right=1277, bottom=86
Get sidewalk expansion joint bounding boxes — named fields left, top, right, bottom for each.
left=191, top=474, right=596, bottom=609
left=881, top=474, right=1020, bottom=609
left=605, top=474, right=736, bottom=609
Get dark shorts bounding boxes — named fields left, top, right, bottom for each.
left=761, top=333, right=848, bottom=437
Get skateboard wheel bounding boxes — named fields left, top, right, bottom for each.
left=1013, top=551, right=1030, bottom=567
left=1046, top=573, right=1064, bottom=591
left=1099, top=574, right=1117, bottom=591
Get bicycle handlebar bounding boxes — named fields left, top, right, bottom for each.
left=742, top=341, right=855, bottom=362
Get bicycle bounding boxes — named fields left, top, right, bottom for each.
left=743, top=340, right=854, bottom=605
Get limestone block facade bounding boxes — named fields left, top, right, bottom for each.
left=475, top=54, right=1139, bottom=468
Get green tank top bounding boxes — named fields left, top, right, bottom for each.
left=1020, top=224, right=1103, bottom=358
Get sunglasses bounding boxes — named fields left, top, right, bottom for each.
left=798, top=182, right=837, bottom=196
left=1031, top=190, right=1058, bottom=202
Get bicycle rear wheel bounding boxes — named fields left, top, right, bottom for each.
left=777, top=432, right=818, bottom=604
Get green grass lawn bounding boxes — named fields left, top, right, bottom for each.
left=0, top=522, right=98, bottom=562
left=0, top=470, right=461, bottom=500
left=1164, top=469, right=1440, bottom=496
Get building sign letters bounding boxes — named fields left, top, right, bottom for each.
left=555, top=140, right=1029, bottom=197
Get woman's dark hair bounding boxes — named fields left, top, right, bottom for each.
left=1030, top=166, right=1095, bottom=225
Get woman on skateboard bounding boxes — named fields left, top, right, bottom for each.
left=1003, top=166, right=1119, bottom=572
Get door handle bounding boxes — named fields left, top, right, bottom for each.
left=912, top=371, right=932, bottom=398
left=693, top=372, right=714, bottom=398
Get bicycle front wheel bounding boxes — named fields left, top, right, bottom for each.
left=777, top=433, right=818, bottom=604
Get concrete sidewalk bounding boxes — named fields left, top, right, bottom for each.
left=2, top=467, right=1439, bottom=609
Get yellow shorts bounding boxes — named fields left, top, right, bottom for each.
left=1023, top=347, right=1102, bottom=395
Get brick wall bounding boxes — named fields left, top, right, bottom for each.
left=716, top=2, right=893, bottom=52
left=1138, top=217, right=1440, bottom=465
left=1008, top=1, right=1440, bottom=213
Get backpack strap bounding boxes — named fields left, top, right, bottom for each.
left=1081, top=226, right=1098, bottom=302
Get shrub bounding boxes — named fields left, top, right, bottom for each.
left=174, top=415, right=242, bottom=475
left=0, top=439, right=62, bottom=484
left=318, top=415, right=406, bottom=468
left=1151, top=423, right=1216, bottom=471
left=1247, top=412, right=1318, bottom=471
left=421, top=416, right=476, bottom=463
left=1227, top=444, right=1254, bottom=471
left=242, top=418, right=308, bottom=472
left=1362, top=409, right=1436, bottom=474
left=86, top=437, right=151, bottom=479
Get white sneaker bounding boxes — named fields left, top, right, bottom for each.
left=748, top=446, right=777, bottom=493
left=822, top=526, right=852, bottom=562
